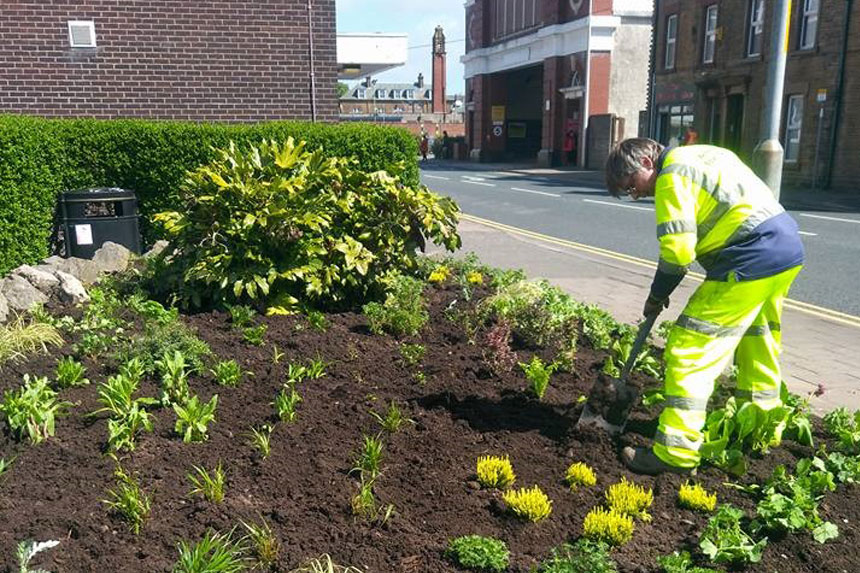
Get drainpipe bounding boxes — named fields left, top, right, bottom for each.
left=582, top=0, right=593, bottom=168
left=825, top=0, right=853, bottom=189
left=307, top=0, right=318, bottom=122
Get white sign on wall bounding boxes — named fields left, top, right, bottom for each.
left=74, top=224, right=93, bottom=246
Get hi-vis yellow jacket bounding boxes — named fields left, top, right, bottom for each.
left=649, top=145, right=804, bottom=300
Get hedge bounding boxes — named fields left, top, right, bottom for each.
left=0, top=115, right=420, bottom=275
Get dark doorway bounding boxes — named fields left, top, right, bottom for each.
left=503, top=65, right=543, bottom=160
left=725, top=94, right=745, bottom=155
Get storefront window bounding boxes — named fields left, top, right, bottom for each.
left=656, top=104, right=694, bottom=147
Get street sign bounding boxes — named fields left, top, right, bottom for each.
left=817, top=89, right=827, bottom=103
left=492, top=125, right=503, bottom=137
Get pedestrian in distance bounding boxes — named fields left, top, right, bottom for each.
left=604, top=138, right=805, bottom=475
left=441, top=130, right=450, bottom=159
left=419, top=133, right=429, bottom=162
left=682, top=126, right=699, bottom=146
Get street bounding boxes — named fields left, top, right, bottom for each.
left=420, top=162, right=860, bottom=319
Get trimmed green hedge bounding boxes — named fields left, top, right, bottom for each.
left=0, top=115, right=419, bottom=274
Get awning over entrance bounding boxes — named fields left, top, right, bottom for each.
left=337, top=33, right=408, bottom=80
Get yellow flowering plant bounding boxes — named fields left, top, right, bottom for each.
left=565, top=462, right=597, bottom=491
left=583, top=507, right=634, bottom=546
left=503, top=486, right=553, bottom=522
left=678, top=481, right=717, bottom=513
left=476, top=455, right=516, bottom=489
left=605, top=477, right=654, bottom=522
left=428, top=265, right=452, bottom=283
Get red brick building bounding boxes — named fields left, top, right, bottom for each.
left=462, top=0, right=653, bottom=167
left=651, top=0, right=860, bottom=191
left=0, top=0, right=337, bottom=122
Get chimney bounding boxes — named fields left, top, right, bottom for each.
left=417, top=73, right=424, bottom=88
left=431, top=26, right=446, bottom=114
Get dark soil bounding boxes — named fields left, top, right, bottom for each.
left=0, top=283, right=857, bottom=572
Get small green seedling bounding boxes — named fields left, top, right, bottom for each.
left=227, top=304, right=256, bottom=328
left=273, top=384, right=302, bottom=423
left=173, top=394, right=218, bottom=443
left=174, top=528, right=249, bottom=573
left=188, top=461, right=225, bottom=503
left=247, top=424, right=274, bottom=459
left=156, top=350, right=190, bottom=406
left=240, top=517, right=281, bottom=568
left=0, top=375, right=71, bottom=444
left=371, top=401, right=409, bottom=433
left=519, top=355, right=558, bottom=400
left=446, top=535, right=509, bottom=572
left=242, top=324, right=267, bottom=346
left=102, top=465, right=151, bottom=535
left=55, top=356, right=89, bottom=387
left=16, top=539, right=60, bottom=573
left=351, top=433, right=384, bottom=479
left=210, top=359, right=248, bottom=387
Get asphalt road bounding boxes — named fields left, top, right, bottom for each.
left=419, top=163, right=860, bottom=317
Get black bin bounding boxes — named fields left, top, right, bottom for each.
left=59, top=187, right=141, bottom=259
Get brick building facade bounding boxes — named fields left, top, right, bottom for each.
left=462, top=0, right=653, bottom=167
left=651, top=0, right=860, bottom=191
left=0, top=0, right=337, bottom=122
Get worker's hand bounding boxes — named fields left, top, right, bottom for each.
left=643, top=295, right=669, bottom=317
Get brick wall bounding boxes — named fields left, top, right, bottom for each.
left=0, top=0, right=337, bottom=122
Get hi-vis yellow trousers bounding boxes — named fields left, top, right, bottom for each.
left=653, top=265, right=803, bottom=468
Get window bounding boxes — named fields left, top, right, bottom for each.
left=784, top=95, right=804, bottom=162
left=747, top=0, right=764, bottom=57
left=665, top=14, right=678, bottom=70
left=67, top=20, right=96, bottom=48
left=356, top=88, right=366, bottom=98
left=703, top=5, right=718, bottom=64
left=390, top=89, right=401, bottom=99
left=800, top=0, right=819, bottom=49
left=375, top=89, right=386, bottom=99
left=404, top=89, right=415, bottom=99
left=492, top=0, right=539, bottom=39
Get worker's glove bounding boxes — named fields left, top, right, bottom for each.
left=643, top=294, right=669, bottom=318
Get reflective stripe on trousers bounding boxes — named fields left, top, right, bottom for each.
left=653, top=265, right=802, bottom=469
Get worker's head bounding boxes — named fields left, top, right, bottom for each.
left=604, top=137, right=664, bottom=200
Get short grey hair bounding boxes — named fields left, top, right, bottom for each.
left=604, top=138, right=665, bottom=197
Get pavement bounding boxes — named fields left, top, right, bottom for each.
left=426, top=160, right=860, bottom=414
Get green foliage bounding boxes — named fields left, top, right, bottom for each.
left=240, top=517, right=281, bottom=568
left=188, top=462, right=226, bottom=504
left=102, top=465, right=151, bottom=535
left=445, top=535, right=509, bottom=572
left=273, top=383, right=302, bottom=423
left=519, top=355, right=558, bottom=400
left=601, top=334, right=662, bottom=378
left=16, top=539, right=60, bottom=573
left=0, top=375, right=71, bottom=444
left=370, top=400, right=408, bottom=433
left=106, top=401, right=156, bottom=453
left=503, top=485, right=552, bottom=522
left=823, top=407, right=860, bottom=453
left=303, top=356, right=327, bottom=380
left=157, top=350, right=191, bottom=406
left=0, top=317, right=63, bottom=367
left=152, top=138, right=458, bottom=311
left=247, top=424, right=274, bottom=459
left=288, top=554, right=364, bottom=573
left=538, top=539, right=617, bottom=573
left=476, top=455, right=516, bottom=489
left=699, top=504, right=766, bottom=565
left=582, top=507, right=634, bottom=546
left=399, top=343, right=425, bottom=366
left=350, top=474, right=395, bottom=525
left=824, top=451, right=860, bottom=483
left=174, top=395, right=219, bottom=443
left=0, top=115, right=421, bottom=275
left=351, top=433, right=384, bottom=479
left=116, top=318, right=211, bottom=376
left=0, top=457, right=13, bottom=479
left=227, top=304, right=256, bottom=329
left=70, top=286, right=128, bottom=358
left=605, top=478, right=653, bottom=522
left=174, top=529, right=249, bottom=573
left=656, top=551, right=715, bottom=573
left=55, top=356, right=89, bottom=388
left=363, top=274, right=429, bottom=337
left=242, top=324, right=268, bottom=346
left=210, top=359, right=248, bottom=387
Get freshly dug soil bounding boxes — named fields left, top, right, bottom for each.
left=0, top=283, right=856, bottom=572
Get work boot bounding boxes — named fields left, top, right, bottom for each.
left=621, top=446, right=695, bottom=476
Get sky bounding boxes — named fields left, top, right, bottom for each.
left=336, top=0, right=467, bottom=95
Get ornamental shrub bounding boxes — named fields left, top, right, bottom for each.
left=152, top=138, right=460, bottom=310
left=565, top=462, right=597, bottom=491
left=476, top=455, right=516, bottom=489
left=605, top=477, right=654, bottom=522
left=363, top=274, right=429, bottom=337
left=503, top=485, right=552, bottom=522
left=446, top=535, right=509, bottom=572
left=539, top=539, right=617, bottom=573
left=582, top=507, right=634, bottom=546
left=678, top=481, right=717, bottom=513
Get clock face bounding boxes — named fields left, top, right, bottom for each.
left=569, top=0, right=585, bottom=15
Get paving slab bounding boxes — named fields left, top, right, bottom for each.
left=433, top=217, right=860, bottom=414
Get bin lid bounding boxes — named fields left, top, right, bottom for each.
left=62, top=187, right=136, bottom=201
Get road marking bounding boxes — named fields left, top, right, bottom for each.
left=583, top=198, right=654, bottom=212
left=461, top=179, right=496, bottom=187
left=423, top=174, right=450, bottom=180
left=800, top=213, right=860, bottom=224
left=462, top=175, right=487, bottom=181
left=510, top=187, right=559, bottom=198
left=798, top=231, right=818, bottom=236
left=460, top=212, right=860, bottom=329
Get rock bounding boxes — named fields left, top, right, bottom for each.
left=144, top=240, right=169, bottom=258
left=0, top=274, right=48, bottom=312
left=54, top=270, right=90, bottom=305
left=0, top=292, right=8, bottom=323
left=12, top=264, right=60, bottom=293
left=92, top=241, right=132, bottom=274
left=39, top=256, right=101, bottom=286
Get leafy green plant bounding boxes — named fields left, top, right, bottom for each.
left=370, top=401, right=408, bottom=433
left=247, top=424, right=274, bottom=459
left=363, top=274, right=429, bottom=337
left=538, top=539, right=618, bottom=573
left=0, top=316, right=63, bottom=367
left=119, top=358, right=146, bottom=385
left=582, top=507, right=634, bottom=547
left=823, top=407, right=860, bottom=453
left=242, top=324, right=268, bottom=346
left=304, top=309, right=331, bottom=331
left=699, top=504, right=766, bottom=565
left=0, top=375, right=71, bottom=444
left=399, top=343, right=425, bottom=366
left=445, top=535, right=509, bottom=572
left=503, top=485, right=552, bottom=522
left=656, top=551, right=715, bottom=573
left=107, top=401, right=155, bottom=452
left=210, top=359, right=248, bottom=387
left=174, top=394, right=219, bottom=443
left=157, top=350, right=191, bottom=406
left=54, top=356, right=89, bottom=388
left=565, top=462, right=597, bottom=491
left=350, top=474, right=395, bottom=525
left=824, top=451, right=860, bottom=483
left=127, top=294, right=179, bottom=325
left=286, top=363, right=308, bottom=384
left=102, top=465, right=151, bottom=535
left=351, top=433, right=384, bottom=479
left=519, top=355, right=558, bottom=400
left=273, top=384, right=302, bottom=423
left=115, top=319, right=211, bottom=376
left=271, top=344, right=285, bottom=364
left=304, top=356, right=327, bottom=380
left=188, top=462, right=226, bottom=504
left=227, top=304, right=257, bottom=328
left=601, top=335, right=662, bottom=378
left=678, top=481, right=717, bottom=513
left=240, top=517, right=281, bottom=569
left=174, top=528, right=249, bottom=573
left=16, top=539, right=60, bottom=573
left=0, top=456, right=14, bottom=479
left=476, top=455, right=516, bottom=489
left=605, top=478, right=653, bottom=522
left=152, top=138, right=459, bottom=312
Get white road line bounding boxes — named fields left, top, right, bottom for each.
left=461, top=179, right=496, bottom=187
left=510, top=187, right=559, bottom=198
left=582, top=198, right=654, bottom=212
left=800, top=213, right=860, bottom=224
left=462, top=175, right=487, bottom=181
left=798, top=231, right=818, bottom=237
left=423, top=174, right=450, bottom=180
